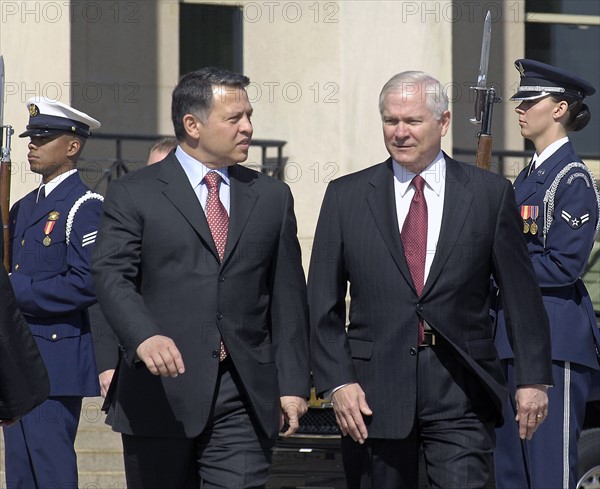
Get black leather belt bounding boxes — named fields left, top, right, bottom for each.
left=419, top=331, right=437, bottom=347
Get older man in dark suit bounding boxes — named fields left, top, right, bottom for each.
left=92, top=67, right=310, bottom=488
left=308, top=71, right=553, bottom=488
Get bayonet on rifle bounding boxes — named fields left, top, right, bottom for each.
left=470, top=11, right=501, bottom=170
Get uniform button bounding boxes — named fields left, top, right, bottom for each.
left=14, top=264, right=19, bottom=270
left=21, top=239, right=25, bottom=246
left=51, top=333, right=58, bottom=341
left=410, top=348, right=417, bottom=356
left=219, top=276, right=225, bottom=282
left=416, top=303, right=423, bottom=312
left=216, top=313, right=223, bottom=320
left=212, top=350, right=219, bottom=358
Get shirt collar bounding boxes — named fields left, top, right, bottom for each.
left=175, top=146, right=230, bottom=188
left=42, top=168, right=78, bottom=197
left=533, top=137, right=569, bottom=167
left=393, top=151, right=446, bottom=197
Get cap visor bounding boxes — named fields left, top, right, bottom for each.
left=510, top=91, right=550, bottom=101
left=19, top=128, right=71, bottom=138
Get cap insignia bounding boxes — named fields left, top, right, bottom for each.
left=516, top=61, right=526, bottom=77
left=29, top=104, right=40, bottom=117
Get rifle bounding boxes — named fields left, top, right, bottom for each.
left=1, top=55, right=14, bottom=272
left=470, top=11, right=501, bottom=171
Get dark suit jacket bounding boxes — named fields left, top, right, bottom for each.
left=92, top=154, right=310, bottom=439
left=308, top=156, right=553, bottom=440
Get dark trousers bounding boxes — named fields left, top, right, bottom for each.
left=122, top=359, right=274, bottom=489
left=3, top=396, right=82, bottom=489
left=342, top=343, right=496, bottom=489
left=495, top=359, right=592, bottom=489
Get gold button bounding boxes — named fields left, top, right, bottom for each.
left=21, top=239, right=25, bottom=246
left=51, top=333, right=58, bottom=340
left=14, top=264, right=19, bottom=270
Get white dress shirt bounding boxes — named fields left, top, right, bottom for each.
left=175, top=146, right=230, bottom=214
left=39, top=168, right=78, bottom=199
left=393, top=151, right=446, bottom=282
left=531, top=137, right=569, bottom=171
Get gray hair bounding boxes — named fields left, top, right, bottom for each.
left=379, top=71, right=449, bottom=120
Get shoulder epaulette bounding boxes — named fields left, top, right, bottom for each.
left=542, top=162, right=600, bottom=249
left=66, top=191, right=104, bottom=246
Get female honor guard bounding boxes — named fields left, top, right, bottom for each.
left=494, top=59, right=600, bottom=489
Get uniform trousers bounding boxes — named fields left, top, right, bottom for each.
left=121, top=358, right=274, bottom=489
left=342, top=341, right=496, bottom=489
left=3, top=396, right=82, bottom=489
left=495, top=359, right=593, bottom=489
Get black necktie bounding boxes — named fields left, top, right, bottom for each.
left=36, top=185, right=46, bottom=203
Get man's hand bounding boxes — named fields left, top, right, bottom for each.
left=136, top=335, right=185, bottom=377
left=332, top=383, right=372, bottom=444
left=515, top=384, right=548, bottom=440
left=280, top=396, right=308, bottom=437
left=98, top=369, right=115, bottom=398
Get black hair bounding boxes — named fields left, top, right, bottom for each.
left=171, top=67, right=250, bottom=141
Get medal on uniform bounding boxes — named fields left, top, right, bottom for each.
left=43, top=211, right=59, bottom=247
left=520, top=206, right=530, bottom=233
left=530, top=206, right=539, bottom=235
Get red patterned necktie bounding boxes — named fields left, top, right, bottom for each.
left=401, top=175, right=428, bottom=345
left=204, top=171, right=229, bottom=360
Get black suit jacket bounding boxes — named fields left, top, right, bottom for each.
left=91, top=155, right=310, bottom=439
left=308, top=156, right=553, bottom=439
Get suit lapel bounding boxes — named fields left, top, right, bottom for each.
left=159, top=155, right=220, bottom=261
left=422, top=157, right=473, bottom=296
left=366, top=160, right=414, bottom=289
left=224, top=165, right=258, bottom=265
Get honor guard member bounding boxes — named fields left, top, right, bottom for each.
left=494, top=60, right=600, bottom=489
left=3, top=97, right=103, bottom=488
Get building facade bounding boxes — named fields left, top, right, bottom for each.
left=1, top=0, right=598, bottom=267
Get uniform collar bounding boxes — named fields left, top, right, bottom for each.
left=41, top=168, right=78, bottom=197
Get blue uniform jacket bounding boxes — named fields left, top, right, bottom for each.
left=9, top=172, right=101, bottom=396
left=496, top=141, right=600, bottom=369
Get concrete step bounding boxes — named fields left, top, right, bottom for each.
left=77, top=471, right=127, bottom=488
left=0, top=397, right=126, bottom=487
left=75, top=428, right=122, bottom=451
left=77, top=448, right=125, bottom=473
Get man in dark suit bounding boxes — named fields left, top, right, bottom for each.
left=308, top=71, right=554, bottom=488
left=3, top=97, right=103, bottom=487
left=92, top=67, right=310, bottom=488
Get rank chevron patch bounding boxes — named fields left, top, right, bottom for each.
left=82, top=231, right=98, bottom=247
left=561, top=210, right=590, bottom=229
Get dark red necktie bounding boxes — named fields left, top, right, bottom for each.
left=401, top=175, right=428, bottom=345
left=204, top=171, right=229, bottom=360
